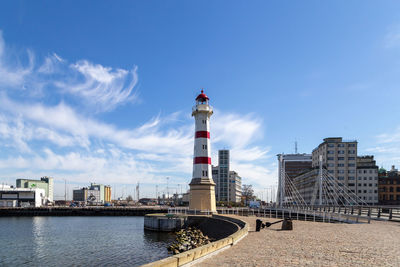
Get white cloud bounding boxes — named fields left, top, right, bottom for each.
left=0, top=94, right=274, bottom=192
left=0, top=31, right=35, bottom=88
left=212, top=111, right=263, bottom=148
left=56, top=60, right=138, bottom=111
left=0, top=31, right=138, bottom=112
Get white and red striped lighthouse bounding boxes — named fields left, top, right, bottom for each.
left=189, top=90, right=216, bottom=212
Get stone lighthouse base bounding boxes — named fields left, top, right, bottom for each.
left=189, top=181, right=217, bottom=213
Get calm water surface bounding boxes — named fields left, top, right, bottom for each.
left=0, top=216, right=174, bottom=266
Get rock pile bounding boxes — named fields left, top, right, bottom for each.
left=167, top=227, right=211, bottom=254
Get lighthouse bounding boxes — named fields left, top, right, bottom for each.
left=189, top=90, right=216, bottom=213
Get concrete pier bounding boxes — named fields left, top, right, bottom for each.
left=144, top=214, right=186, bottom=231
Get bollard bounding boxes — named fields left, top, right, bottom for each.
left=281, top=218, right=293, bottom=231
left=256, top=219, right=263, bottom=232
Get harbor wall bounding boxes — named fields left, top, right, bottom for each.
left=0, top=207, right=168, bottom=216
left=141, top=215, right=248, bottom=267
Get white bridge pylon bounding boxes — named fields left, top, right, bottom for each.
left=278, top=161, right=368, bottom=208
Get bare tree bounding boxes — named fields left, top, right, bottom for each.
left=126, top=195, right=133, bottom=202
left=242, top=184, right=255, bottom=205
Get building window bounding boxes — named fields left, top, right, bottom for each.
left=338, top=170, right=345, bottom=174
left=338, top=157, right=344, bottom=160
left=348, top=157, right=355, bottom=160
left=338, top=176, right=345, bottom=180
left=338, top=163, right=344, bottom=167
left=338, top=144, right=345, bottom=147
left=348, top=144, right=356, bottom=147
left=349, top=176, right=355, bottom=180
left=327, top=150, right=334, bottom=154
left=328, top=144, right=334, bottom=147
left=348, top=150, right=355, bottom=154
left=390, top=187, right=394, bottom=192
left=348, top=163, right=355, bottom=167
left=338, top=150, right=345, bottom=154
left=328, top=163, right=334, bottom=167
left=328, top=170, right=334, bottom=173
left=348, top=170, right=355, bottom=173
left=397, top=187, right=400, bottom=192
left=327, top=157, right=334, bottom=160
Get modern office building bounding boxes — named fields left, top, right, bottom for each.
left=213, top=150, right=242, bottom=203
left=378, top=165, right=400, bottom=205
left=16, top=176, right=54, bottom=203
left=229, top=171, right=242, bottom=203
left=290, top=138, right=379, bottom=206
left=277, top=153, right=312, bottom=204
left=356, top=156, right=378, bottom=204
left=291, top=169, right=319, bottom=204
left=0, top=187, right=46, bottom=207
left=312, top=137, right=357, bottom=193
left=277, top=153, right=312, bottom=179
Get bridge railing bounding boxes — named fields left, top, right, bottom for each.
left=167, top=205, right=400, bottom=223
left=299, top=205, right=400, bottom=222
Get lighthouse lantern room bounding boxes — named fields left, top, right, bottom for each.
left=189, top=90, right=216, bottom=213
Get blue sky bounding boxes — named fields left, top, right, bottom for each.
left=1, top=1, right=400, bottom=199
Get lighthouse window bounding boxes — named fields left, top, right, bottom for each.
left=202, top=170, right=208, bottom=176
left=202, top=119, right=206, bottom=124
left=203, top=145, right=207, bottom=149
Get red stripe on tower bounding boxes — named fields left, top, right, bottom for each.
left=193, top=157, right=212, bottom=164
left=195, top=131, right=210, bottom=138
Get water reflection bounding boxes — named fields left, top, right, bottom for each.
left=32, top=217, right=47, bottom=261
left=144, top=229, right=175, bottom=243
left=0, top=217, right=173, bottom=266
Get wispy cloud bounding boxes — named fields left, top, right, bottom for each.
left=384, top=24, right=400, bottom=49
left=56, top=61, right=138, bottom=112
left=0, top=31, right=138, bottom=112
left=365, top=126, right=400, bottom=168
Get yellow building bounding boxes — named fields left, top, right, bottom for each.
left=105, top=186, right=112, bottom=203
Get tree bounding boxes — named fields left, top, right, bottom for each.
left=126, top=195, right=133, bottom=202
left=242, top=184, right=255, bottom=204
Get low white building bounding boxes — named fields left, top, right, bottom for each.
left=0, top=187, right=46, bottom=207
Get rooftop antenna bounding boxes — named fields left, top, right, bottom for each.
left=295, top=140, right=298, bottom=154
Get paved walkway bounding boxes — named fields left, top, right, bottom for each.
left=196, top=216, right=400, bottom=267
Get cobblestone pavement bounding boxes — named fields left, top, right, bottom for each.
left=196, top=216, right=400, bottom=267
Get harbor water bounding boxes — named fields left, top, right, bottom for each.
left=0, top=216, right=175, bottom=266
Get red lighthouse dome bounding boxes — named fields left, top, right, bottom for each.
left=196, top=90, right=209, bottom=102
